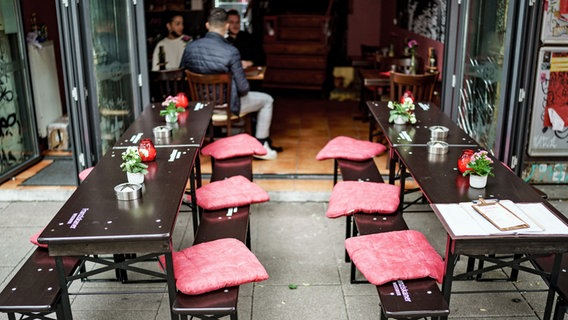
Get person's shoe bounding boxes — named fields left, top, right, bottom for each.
left=267, top=137, right=283, bottom=152
left=254, top=142, right=278, bottom=160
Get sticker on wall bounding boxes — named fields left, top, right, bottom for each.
left=541, top=0, right=568, bottom=44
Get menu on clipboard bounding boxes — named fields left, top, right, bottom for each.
left=472, top=199, right=529, bottom=231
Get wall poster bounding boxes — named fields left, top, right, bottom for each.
left=541, top=0, right=568, bottom=44
left=528, top=47, right=568, bottom=157
left=396, top=0, right=446, bottom=42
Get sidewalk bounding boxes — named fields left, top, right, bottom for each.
left=1, top=190, right=567, bottom=319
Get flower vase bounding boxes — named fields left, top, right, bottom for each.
left=410, top=52, right=417, bottom=75
left=469, top=174, right=487, bottom=189
left=394, top=116, right=407, bottom=125
left=165, top=113, right=178, bottom=123
left=127, top=172, right=145, bottom=185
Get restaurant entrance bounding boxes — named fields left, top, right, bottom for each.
left=56, top=0, right=149, bottom=173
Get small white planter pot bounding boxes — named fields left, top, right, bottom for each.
left=165, top=113, right=178, bottom=123
left=127, top=172, right=145, bottom=185
left=469, top=174, right=488, bottom=189
left=394, top=116, right=407, bottom=125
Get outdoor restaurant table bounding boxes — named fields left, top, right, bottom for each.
left=37, top=102, right=213, bottom=320
left=114, top=101, right=213, bottom=148
left=367, top=100, right=568, bottom=320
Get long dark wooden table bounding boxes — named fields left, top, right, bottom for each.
left=367, top=100, right=568, bottom=320
left=38, top=102, right=213, bottom=320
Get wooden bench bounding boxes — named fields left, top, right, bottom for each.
left=0, top=247, right=82, bottom=320
left=336, top=158, right=449, bottom=319
left=334, top=157, right=386, bottom=264
left=172, top=205, right=251, bottom=320
left=173, top=155, right=254, bottom=320
left=533, top=254, right=568, bottom=320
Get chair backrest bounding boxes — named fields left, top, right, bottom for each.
left=376, top=56, right=423, bottom=74
left=185, top=70, right=232, bottom=107
left=150, top=69, right=186, bottom=102
left=389, top=71, right=439, bottom=103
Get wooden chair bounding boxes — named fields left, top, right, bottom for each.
left=185, top=70, right=251, bottom=139
left=389, top=71, right=439, bottom=103
left=150, top=68, right=186, bottom=102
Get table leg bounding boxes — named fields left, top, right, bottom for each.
left=441, top=235, right=456, bottom=320
left=55, top=256, right=73, bottom=320
left=543, top=253, right=563, bottom=320
left=164, top=250, right=177, bottom=320
left=388, top=148, right=396, bottom=185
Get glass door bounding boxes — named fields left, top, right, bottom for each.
left=442, top=0, right=531, bottom=163
left=0, top=0, right=40, bottom=183
left=83, top=0, right=147, bottom=156
left=57, top=0, right=148, bottom=170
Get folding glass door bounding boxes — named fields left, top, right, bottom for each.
left=442, top=0, right=536, bottom=167
left=57, top=0, right=149, bottom=171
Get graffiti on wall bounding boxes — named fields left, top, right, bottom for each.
left=0, top=33, right=24, bottom=173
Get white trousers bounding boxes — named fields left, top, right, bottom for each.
left=240, top=91, right=273, bottom=140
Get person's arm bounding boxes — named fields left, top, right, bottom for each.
left=230, top=49, right=250, bottom=96
left=151, top=44, right=160, bottom=71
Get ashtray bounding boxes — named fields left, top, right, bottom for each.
left=427, top=141, right=448, bottom=154
left=153, top=126, right=172, bottom=139
left=430, top=126, right=449, bottom=141
left=114, top=183, right=142, bottom=201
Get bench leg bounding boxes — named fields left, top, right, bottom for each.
left=231, top=310, right=238, bottom=320
left=7, top=313, right=16, bottom=320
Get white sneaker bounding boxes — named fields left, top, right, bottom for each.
left=254, top=142, right=278, bottom=160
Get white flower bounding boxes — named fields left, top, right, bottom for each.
left=388, top=101, right=395, bottom=109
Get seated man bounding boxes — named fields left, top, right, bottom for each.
left=226, top=9, right=264, bottom=69
left=151, top=11, right=191, bottom=71
left=180, top=8, right=278, bottom=160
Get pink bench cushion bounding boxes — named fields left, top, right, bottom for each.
left=30, top=229, right=48, bottom=248
left=169, top=238, right=269, bottom=295
left=326, top=181, right=400, bottom=218
left=196, top=175, right=269, bottom=210
left=78, top=167, right=94, bottom=182
left=201, top=133, right=266, bottom=160
left=345, top=230, right=444, bottom=285
left=316, top=136, right=387, bottom=161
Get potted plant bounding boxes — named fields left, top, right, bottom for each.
left=462, top=150, right=494, bottom=188
left=160, top=93, right=188, bottom=123
left=388, top=91, right=417, bottom=124
left=120, top=146, right=148, bottom=184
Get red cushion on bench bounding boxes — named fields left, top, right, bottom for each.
left=169, top=238, right=269, bottom=295
left=345, top=230, right=444, bottom=285
left=30, top=229, right=48, bottom=248
left=196, top=175, right=269, bottom=210
left=316, top=136, right=387, bottom=161
left=326, top=181, right=400, bottom=218
left=201, top=133, right=266, bottom=160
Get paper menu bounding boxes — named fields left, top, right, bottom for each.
left=432, top=200, right=568, bottom=236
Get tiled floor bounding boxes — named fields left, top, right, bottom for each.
left=1, top=90, right=391, bottom=200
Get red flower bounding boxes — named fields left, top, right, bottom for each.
left=400, top=91, right=414, bottom=103
left=176, top=92, right=189, bottom=109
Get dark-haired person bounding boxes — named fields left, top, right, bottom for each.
left=151, top=12, right=190, bottom=71
left=226, top=9, right=264, bottom=69
left=180, top=8, right=278, bottom=160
